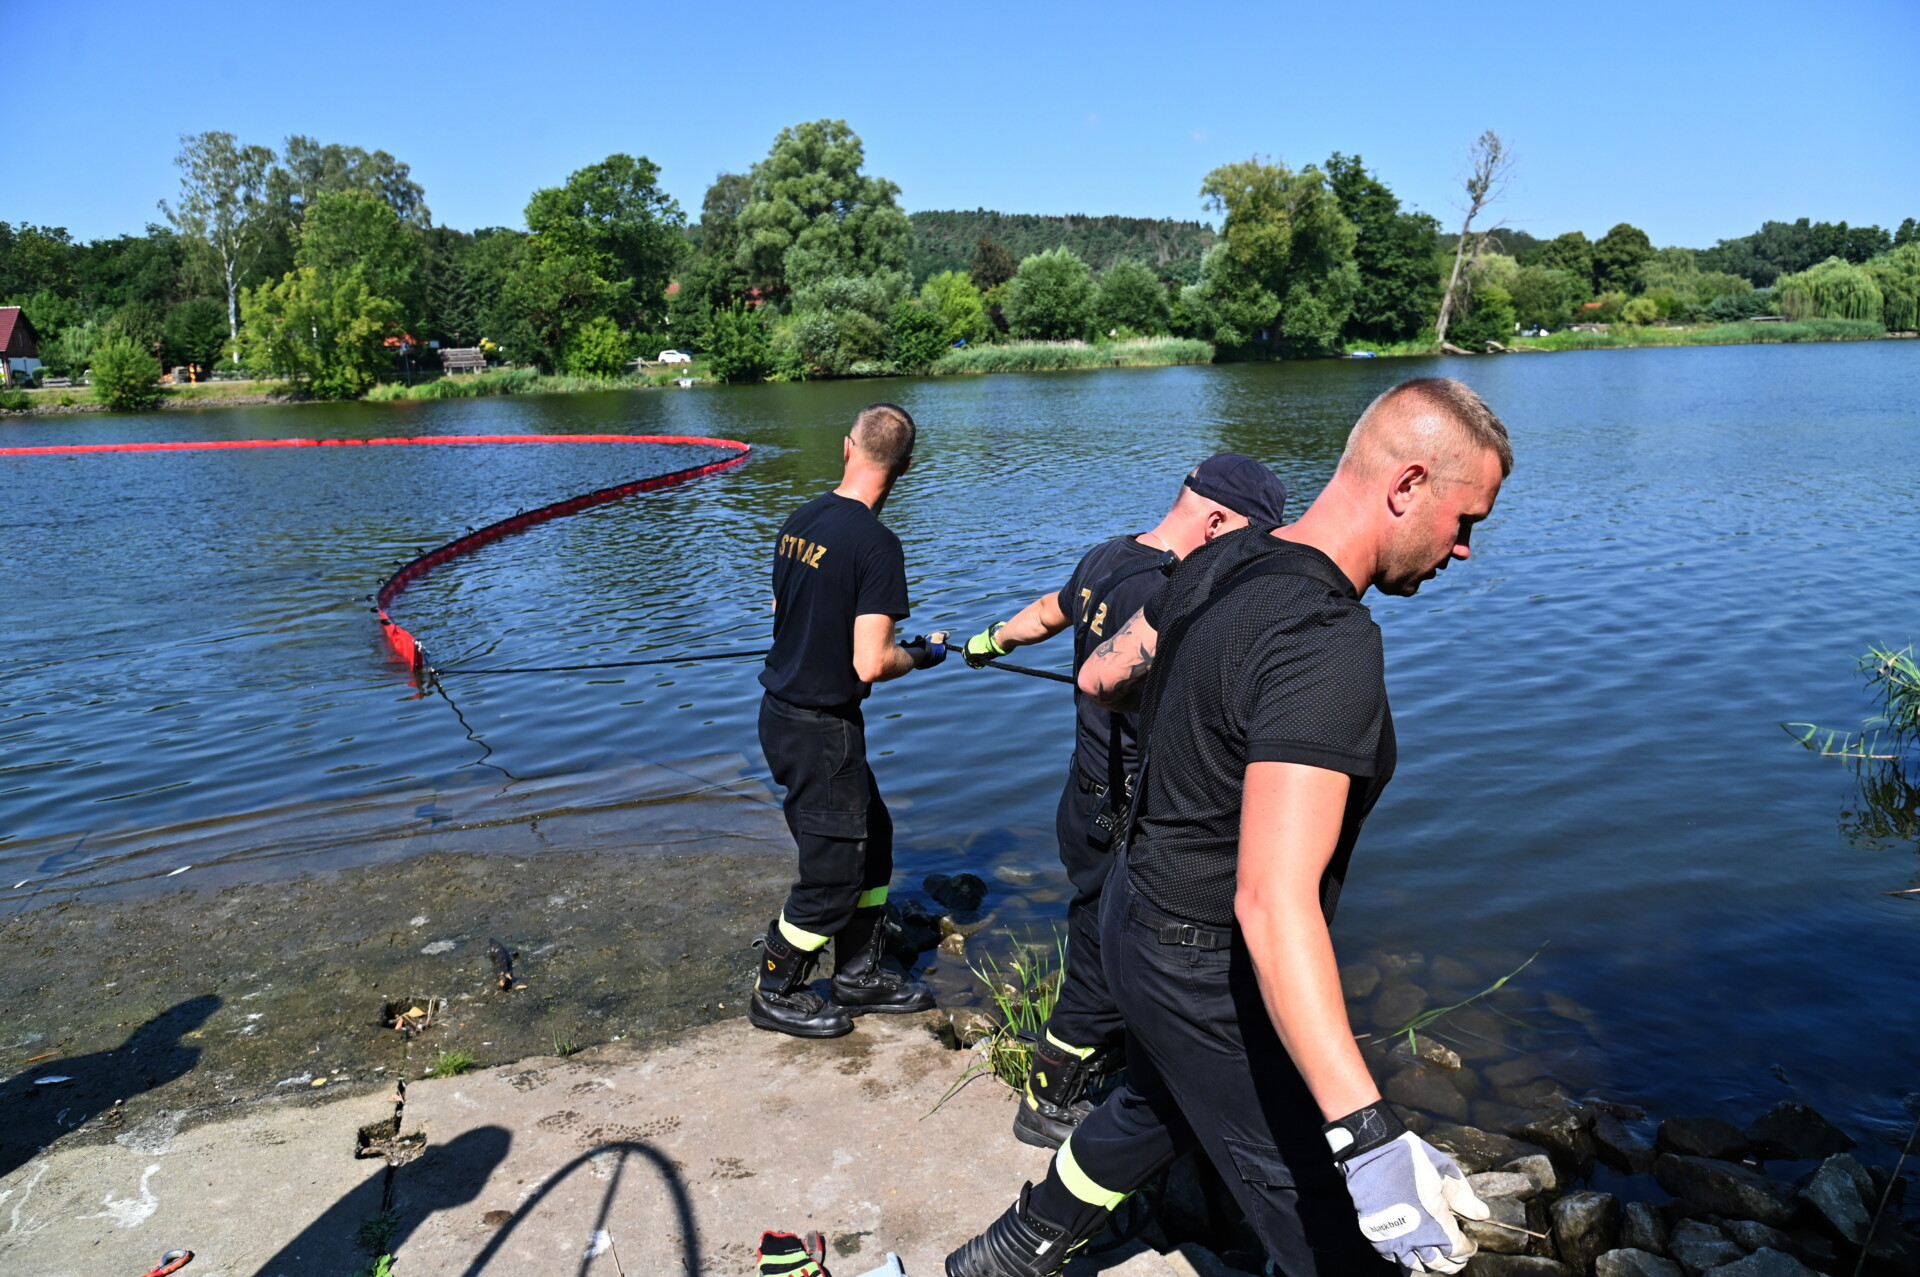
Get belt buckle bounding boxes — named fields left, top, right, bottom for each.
left=1178, top=924, right=1199, bottom=947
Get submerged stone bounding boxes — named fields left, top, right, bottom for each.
left=1340, top=962, right=1382, bottom=1000
left=923, top=872, right=987, bottom=911
left=1593, top=1111, right=1658, bottom=1175
left=1743, top=1101, right=1854, bottom=1162
left=1385, top=1063, right=1469, bottom=1123
left=1370, top=979, right=1430, bottom=1031
left=1658, top=1116, right=1753, bottom=1162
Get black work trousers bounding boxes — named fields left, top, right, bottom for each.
left=1039, top=757, right=1126, bottom=1052
left=758, top=691, right=893, bottom=938
left=1068, top=865, right=1388, bottom=1275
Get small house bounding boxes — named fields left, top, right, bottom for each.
left=0, top=306, right=42, bottom=387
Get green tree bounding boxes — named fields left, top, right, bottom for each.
left=1094, top=259, right=1172, bottom=335
left=1896, top=219, right=1918, bottom=249
left=971, top=237, right=1017, bottom=291
left=1592, top=223, right=1655, bottom=294
left=525, top=154, right=686, bottom=331
left=684, top=172, right=755, bottom=309
left=425, top=249, right=482, bottom=347
left=296, top=190, right=422, bottom=323
left=1620, top=296, right=1660, bottom=325
left=1434, top=131, right=1515, bottom=346
left=782, top=272, right=902, bottom=375
left=889, top=300, right=949, bottom=372
left=159, top=132, right=277, bottom=341
left=1507, top=266, right=1584, bottom=330
left=0, top=222, right=78, bottom=299
left=1325, top=153, right=1442, bottom=342
left=89, top=334, right=163, bottom=409
left=1775, top=257, right=1884, bottom=323
left=1447, top=282, right=1516, bottom=348
left=705, top=304, right=774, bottom=382
left=918, top=271, right=991, bottom=346
left=1864, top=243, right=1920, bottom=331
left=494, top=249, right=620, bottom=372
left=735, top=120, right=911, bottom=297
left=163, top=297, right=229, bottom=368
left=560, top=315, right=631, bottom=377
left=1535, top=231, right=1595, bottom=294
left=1004, top=247, right=1096, bottom=340
left=237, top=265, right=399, bottom=397
left=103, top=300, right=166, bottom=355
left=1186, top=158, right=1358, bottom=356
left=275, top=136, right=429, bottom=225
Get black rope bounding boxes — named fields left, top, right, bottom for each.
left=429, top=649, right=1076, bottom=684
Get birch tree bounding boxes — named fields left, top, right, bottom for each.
left=1434, top=130, right=1515, bottom=347
left=160, top=132, right=276, bottom=344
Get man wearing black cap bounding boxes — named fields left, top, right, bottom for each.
left=961, top=453, right=1288, bottom=1149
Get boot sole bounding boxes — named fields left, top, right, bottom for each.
left=747, top=1001, right=854, bottom=1039
left=836, top=998, right=938, bottom=1017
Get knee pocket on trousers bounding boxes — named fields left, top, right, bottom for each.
left=793, top=808, right=869, bottom=839
left=1222, top=1137, right=1299, bottom=1190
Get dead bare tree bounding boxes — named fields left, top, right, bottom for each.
left=1434, top=130, right=1516, bottom=347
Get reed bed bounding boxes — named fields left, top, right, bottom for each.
left=933, top=337, right=1213, bottom=375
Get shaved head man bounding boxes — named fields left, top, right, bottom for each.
left=946, top=380, right=1511, bottom=1277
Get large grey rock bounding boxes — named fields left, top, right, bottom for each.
left=1470, top=1257, right=1573, bottom=1276
left=1595, top=1251, right=1683, bottom=1277
left=1743, top=1102, right=1854, bottom=1162
left=1699, top=1247, right=1820, bottom=1277
left=1340, top=962, right=1382, bottom=1000
left=1668, top=1220, right=1745, bottom=1274
left=1471, top=1171, right=1542, bottom=1201
left=1658, top=1117, right=1754, bottom=1162
left=1387, top=1063, right=1471, bottom=1123
left=1390, top=1033, right=1466, bottom=1071
left=1504, top=1153, right=1563, bottom=1195
left=1713, top=1217, right=1792, bottom=1255
left=1653, top=1155, right=1797, bottom=1227
left=1796, top=1153, right=1871, bottom=1245
left=1466, top=1196, right=1535, bottom=1254
left=1514, top=1102, right=1599, bottom=1177
left=1621, top=1202, right=1669, bottom=1254
left=1552, top=1191, right=1620, bottom=1274
left=1594, top=1112, right=1658, bottom=1174
left=1371, top=979, right=1430, bottom=1030
left=1428, top=1123, right=1547, bottom=1174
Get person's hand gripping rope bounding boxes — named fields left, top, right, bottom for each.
left=901, top=630, right=950, bottom=669
left=1325, top=1100, right=1489, bottom=1273
left=963, top=622, right=1010, bottom=668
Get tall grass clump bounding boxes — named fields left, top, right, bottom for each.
left=932, top=931, right=1065, bottom=1111
left=934, top=337, right=1212, bottom=375
left=364, top=367, right=678, bottom=402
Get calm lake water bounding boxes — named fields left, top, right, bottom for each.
left=4, top=344, right=1917, bottom=1145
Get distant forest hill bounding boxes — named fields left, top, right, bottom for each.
left=908, top=210, right=1217, bottom=284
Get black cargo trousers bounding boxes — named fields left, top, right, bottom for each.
left=757, top=691, right=893, bottom=937
left=1061, top=865, right=1390, bottom=1275
left=1043, top=754, right=1126, bottom=1051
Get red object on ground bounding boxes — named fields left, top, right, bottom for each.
left=0, top=433, right=752, bottom=668
left=140, top=1251, right=193, bottom=1277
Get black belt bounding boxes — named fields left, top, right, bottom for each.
left=1157, top=921, right=1231, bottom=950
left=1075, top=771, right=1108, bottom=797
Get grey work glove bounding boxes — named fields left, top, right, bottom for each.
left=1327, top=1104, right=1489, bottom=1274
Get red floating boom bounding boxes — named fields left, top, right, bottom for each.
left=1, top=432, right=752, bottom=668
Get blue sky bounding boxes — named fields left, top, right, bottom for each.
left=10, top=0, right=1915, bottom=249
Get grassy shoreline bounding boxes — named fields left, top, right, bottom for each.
left=1347, top=317, right=1903, bottom=357
left=930, top=336, right=1214, bottom=374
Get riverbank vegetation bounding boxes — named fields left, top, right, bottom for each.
left=3, top=122, right=1915, bottom=409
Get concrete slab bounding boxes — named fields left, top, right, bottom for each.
left=0, top=1087, right=397, bottom=1277
left=393, top=1012, right=1058, bottom=1276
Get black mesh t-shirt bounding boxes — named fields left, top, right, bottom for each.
left=1058, top=535, right=1172, bottom=784
left=1126, top=527, right=1396, bottom=927
left=758, top=492, right=910, bottom=709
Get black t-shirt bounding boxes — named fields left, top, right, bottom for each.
left=759, top=492, right=911, bottom=709
left=1058, top=536, right=1171, bottom=785
left=1128, top=527, right=1396, bottom=928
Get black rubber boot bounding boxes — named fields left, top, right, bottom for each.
left=944, top=1181, right=1108, bottom=1277
left=1012, top=1038, right=1102, bottom=1150
left=749, top=919, right=853, bottom=1039
left=830, top=906, right=936, bottom=1014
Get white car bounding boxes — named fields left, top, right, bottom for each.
left=657, top=350, right=692, bottom=364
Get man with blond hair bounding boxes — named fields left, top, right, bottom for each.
left=946, top=379, right=1513, bottom=1277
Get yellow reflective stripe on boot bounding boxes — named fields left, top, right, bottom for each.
left=854, top=886, right=889, bottom=909
left=1044, top=1030, right=1097, bottom=1059
left=1055, top=1134, right=1126, bottom=1211
left=778, top=913, right=830, bottom=952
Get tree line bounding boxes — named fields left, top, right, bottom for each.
left=3, top=119, right=1916, bottom=398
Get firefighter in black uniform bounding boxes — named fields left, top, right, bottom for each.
left=946, top=379, right=1513, bottom=1277
left=960, top=454, right=1288, bottom=1150
left=751, top=403, right=949, bottom=1040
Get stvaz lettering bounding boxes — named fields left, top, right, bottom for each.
left=1076, top=588, right=1110, bottom=636
left=778, top=534, right=829, bottom=569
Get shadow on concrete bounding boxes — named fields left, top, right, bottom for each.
left=0, top=993, right=220, bottom=1180
left=250, top=1125, right=512, bottom=1277
left=459, top=1140, right=700, bottom=1276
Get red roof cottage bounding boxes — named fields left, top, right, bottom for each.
left=0, top=306, right=43, bottom=387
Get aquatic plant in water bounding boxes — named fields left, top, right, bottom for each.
left=1789, top=644, right=1920, bottom=862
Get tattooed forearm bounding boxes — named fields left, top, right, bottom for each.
left=1079, top=609, right=1159, bottom=711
